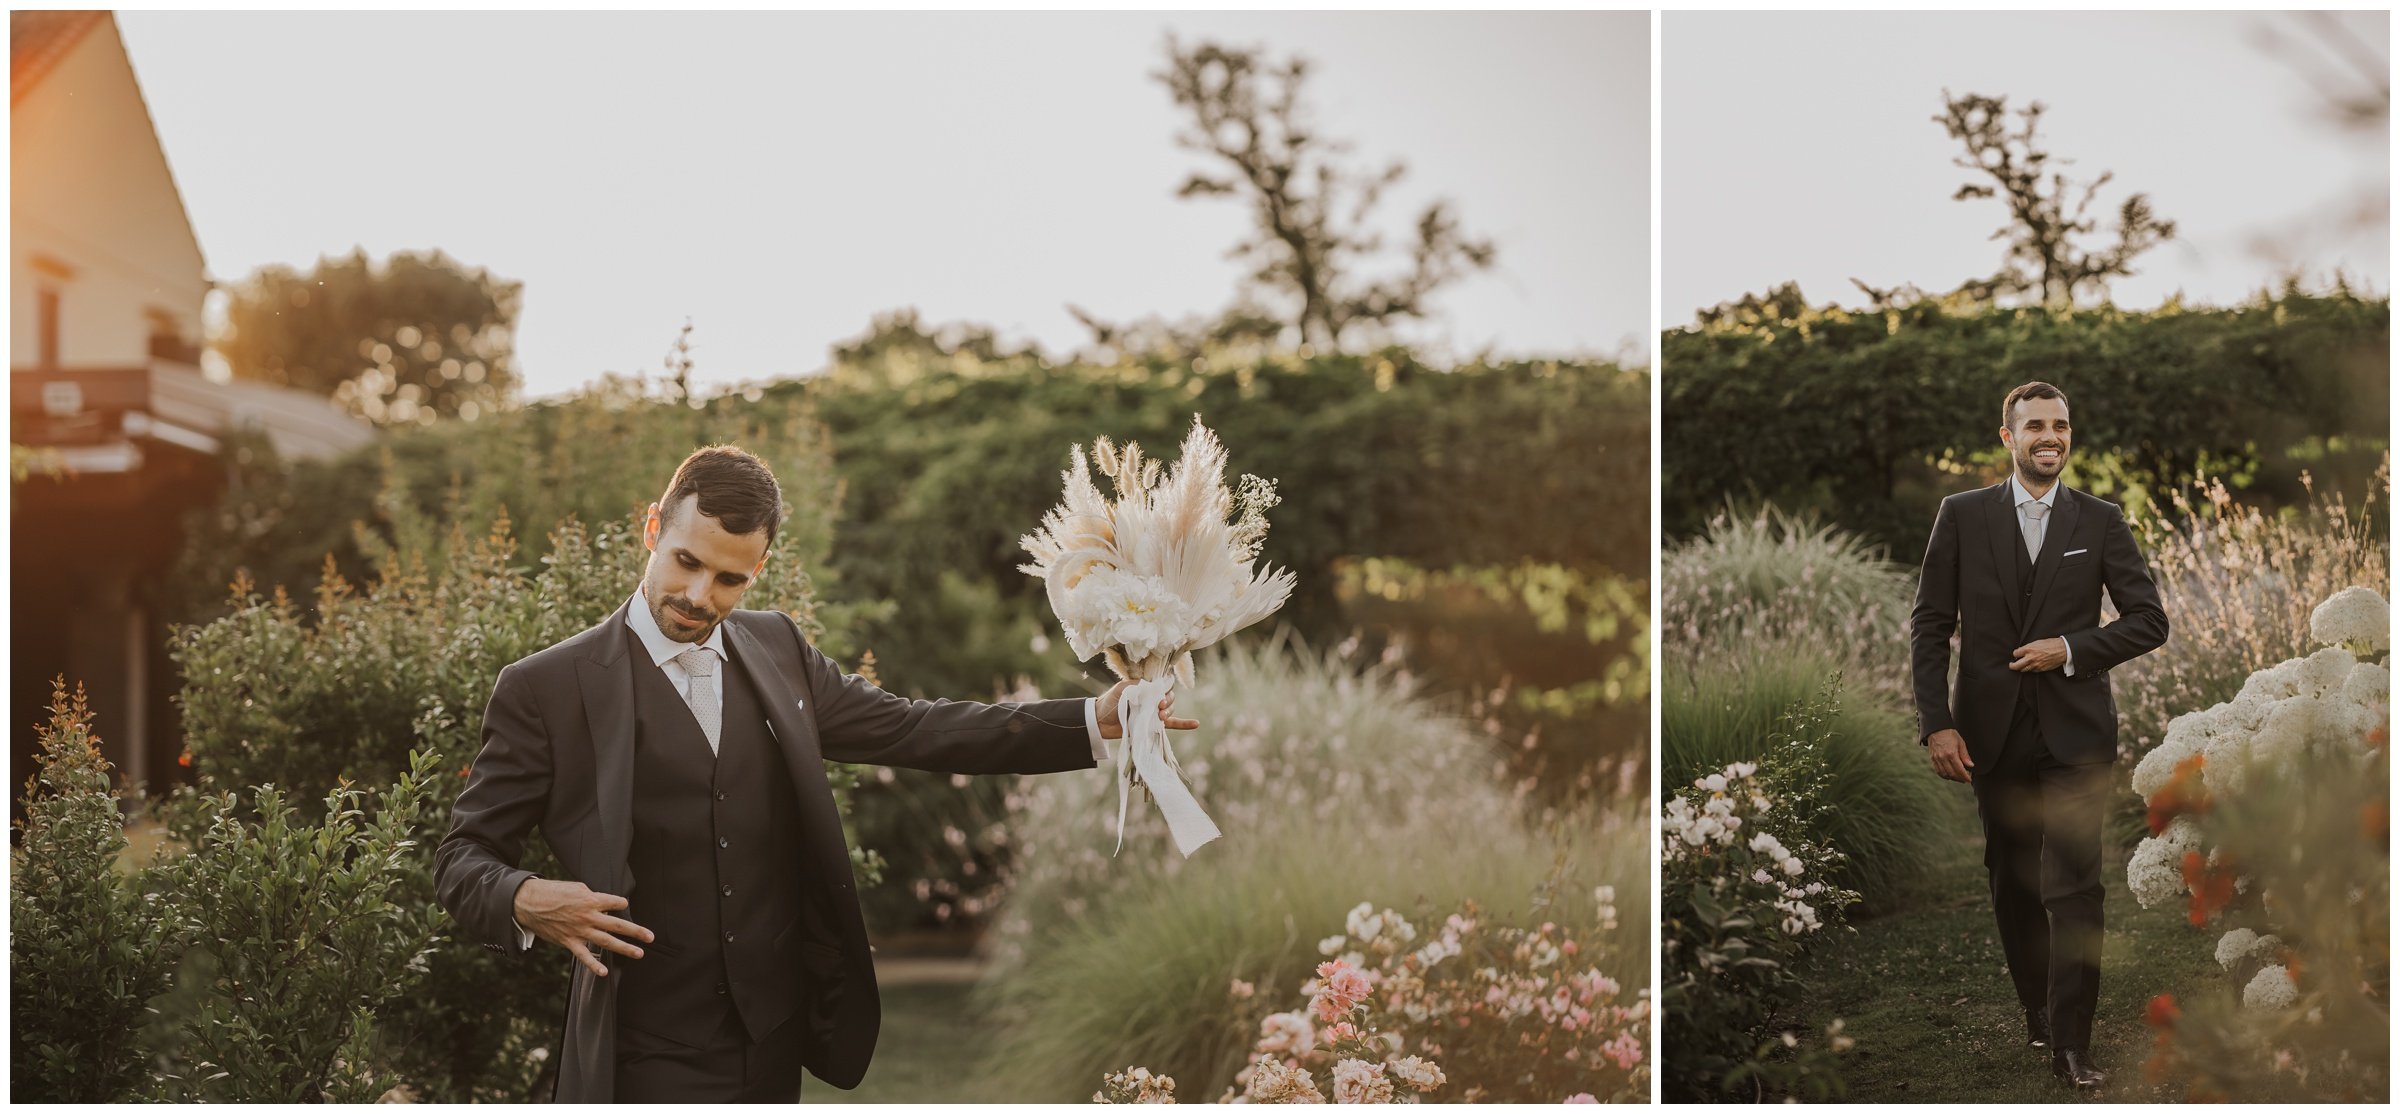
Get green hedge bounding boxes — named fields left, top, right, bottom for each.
left=1662, top=290, right=2389, bottom=556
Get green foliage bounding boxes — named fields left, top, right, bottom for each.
left=155, top=751, right=444, bottom=1102
left=978, top=639, right=1647, bottom=1101
left=1660, top=704, right=1862, bottom=1103
left=216, top=248, right=522, bottom=425
left=1662, top=290, right=2391, bottom=556
left=10, top=684, right=184, bottom=1103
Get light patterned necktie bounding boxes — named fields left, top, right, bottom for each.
left=2022, top=500, right=2049, bottom=562
left=676, top=647, right=721, bottom=754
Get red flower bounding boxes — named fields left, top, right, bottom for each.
left=2143, top=993, right=2180, bottom=1029
left=2146, top=754, right=2210, bottom=835
left=2181, top=850, right=2236, bottom=926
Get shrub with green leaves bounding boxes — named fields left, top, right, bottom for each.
left=1660, top=693, right=1862, bottom=1103
left=1663, top=289, right=2389, bottom=556
left=155, top=750, right=444, bottom=1102
left=10, top=684, right=184, bottom=1103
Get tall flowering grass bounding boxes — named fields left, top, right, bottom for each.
left=2129, top=590, right=2389, bottom=1101
left=979, top=637, right=1646, bottom=1100
left=2113, top=463, right=2388, bottom=765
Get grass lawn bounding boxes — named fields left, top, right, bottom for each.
left=1768, top=808, right=2222, bottom=1104
left=804, top=979, right=993, bottom=1104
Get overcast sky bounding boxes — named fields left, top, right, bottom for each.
left=1665, top=10, right=2389, bottom=324
left=117, top=11, right=1649, bottom=400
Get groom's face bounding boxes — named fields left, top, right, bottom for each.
left=640, top=493, right=770, bottom=645
left=1999, top=396, right=2072, bottom=485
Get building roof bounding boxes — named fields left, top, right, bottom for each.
left=11, top=10, right=108, bottom=106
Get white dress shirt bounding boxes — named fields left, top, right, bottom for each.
left=2007, top=472, right=2076, bottom=676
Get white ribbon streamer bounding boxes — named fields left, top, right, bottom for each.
left=1113, top=674, right=1219, bottom=858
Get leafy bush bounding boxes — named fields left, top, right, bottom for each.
left=978, top=638, right=1647, bottom=1100
left=1663, top=290, right=2390, bottom=556
left=155, top=751, right=444, bottom=1102
left=1660, top=697, right=1862, bottom=1103
left=10, top=684, right=183, bottom=1102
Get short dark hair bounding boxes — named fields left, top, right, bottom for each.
left=657, top=445, right=785, bottom=548
left=2001, top=381, right=2068, bottom=430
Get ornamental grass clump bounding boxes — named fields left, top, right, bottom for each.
left=2129, top=587, right=2389, bottom=1102
left=982, top=637, right=1645, bottom=1101
left=2112, top=464, right=2387, bottom=769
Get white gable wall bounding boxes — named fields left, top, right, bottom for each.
left=11, top=15, right=210, bottom=369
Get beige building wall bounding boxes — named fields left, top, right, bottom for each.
left=11, top=14, right=209, bottom=370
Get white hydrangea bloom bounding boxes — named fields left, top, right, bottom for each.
left=2309, top=586, right=2390, bottom=652
left=2239, top=658, right=2304, bottom=704
left=2133, top=713, right=2206, bottom=798
left=2298, top=646, right=2359, bottom=696
left=2341, top=661, right=2389, bottom=712
left=2242, top=964, right=2300, bottom=1011
left=2126, top=818, right=2202, bottom=909
left=2214, top=927, right=2259, bottom=970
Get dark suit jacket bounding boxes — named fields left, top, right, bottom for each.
left=434, top=598, right=1096, bottom=1100
left=1909, top=481, right=2169, bottom=767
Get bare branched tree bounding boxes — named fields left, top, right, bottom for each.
left=1151, top=35, right=1495, bottom=350
left=1936, top=91, right=2177, bottom=307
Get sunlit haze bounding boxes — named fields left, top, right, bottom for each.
left=117, top=11, right=1651, bottom=400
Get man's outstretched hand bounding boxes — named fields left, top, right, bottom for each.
left=515, top=877, right=653, bottom=977
left=1927, top=729, right=1975, bottom=784
left=1096, top=679, right=1201, bottom=740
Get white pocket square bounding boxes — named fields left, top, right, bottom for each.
left=2064, top=548, right=2088, bottom=557
left=795, top=698, right=806, bottom=711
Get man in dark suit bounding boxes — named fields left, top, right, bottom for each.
left=1909, top=381, right=2169, bottom=1092
left=435, top=446, right=1188, bottom=1101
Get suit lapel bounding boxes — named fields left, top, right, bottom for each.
left=1983, top=482, right=2023, bottom=632
left=574, top=598, right=639, bottom=896
left=2023, top=485, right=2081, bottom=639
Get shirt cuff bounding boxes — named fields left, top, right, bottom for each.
left=512, top=918, right=535, bottom=951
left=2061, top=635, right=2076, bottom=677
left=1085, top=697, right=1110, bottom=763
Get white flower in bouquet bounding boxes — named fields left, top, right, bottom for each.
left=1021, top=417, right=1298, bottom=856
left=2238, top=657, right=2305, bottom=704
left=2242, top=964, right=2300, bottom=1011
left=2308, top=585, right=2390, bottom=653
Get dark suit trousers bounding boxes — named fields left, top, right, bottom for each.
left=1973, top=693, right=2110, bottom=1052
left=615, top=1008, right=806, bottom=1102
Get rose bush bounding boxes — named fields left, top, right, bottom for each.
left=1660, top=688, right=1862, bottom=1102
left=1095, top=899, right=1644, bottom=1103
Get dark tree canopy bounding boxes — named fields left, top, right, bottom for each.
left=1911, top=91, right=2177, bottom=308
left=216, top=249, right=522, bottom=426
left=1145, top=35, right=1496, bottom=351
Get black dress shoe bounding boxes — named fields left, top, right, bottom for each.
left=2025, top=1010, right=2051, bottom=1050
left=2052, top=1050, right=2105, bottom=1091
